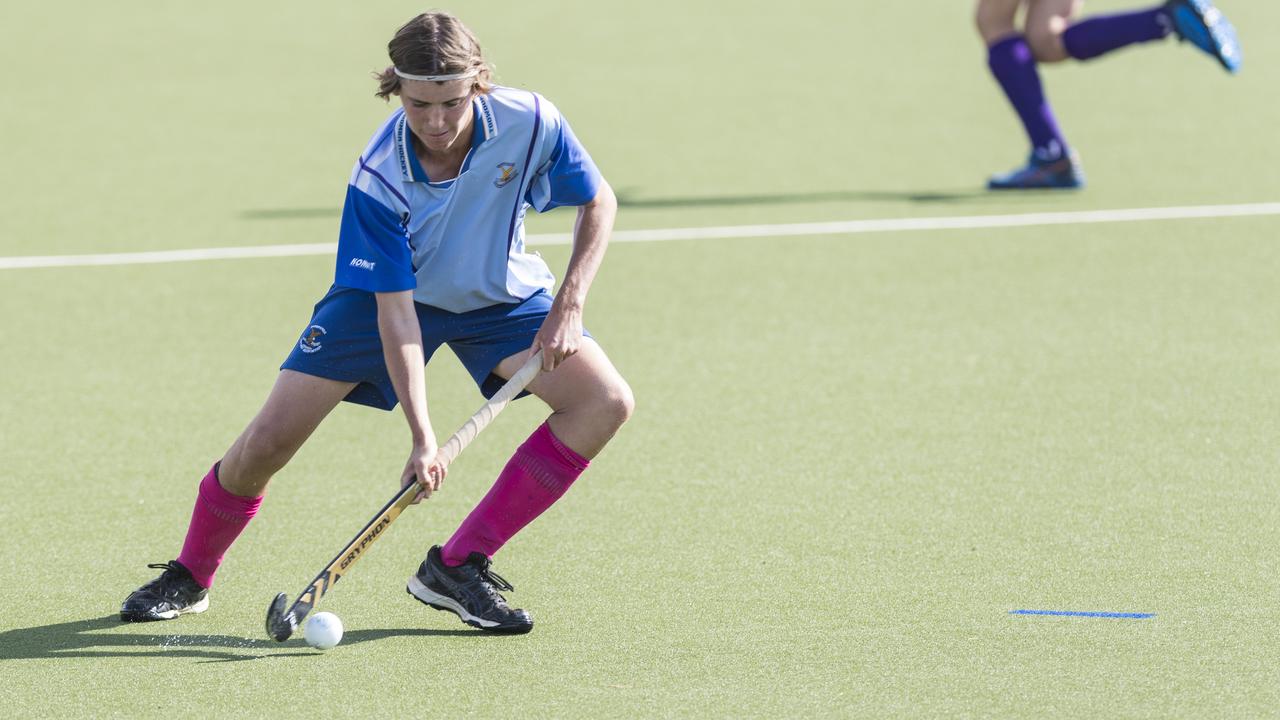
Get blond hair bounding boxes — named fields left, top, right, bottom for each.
left=374, top=12, right=493, bottom=99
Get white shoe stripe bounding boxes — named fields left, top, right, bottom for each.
left=406, top=575, right=500, bottom=628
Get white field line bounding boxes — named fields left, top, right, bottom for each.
left=0, top=243, right=339, bottom=270
left=3, top=202, right=1278, bottom=270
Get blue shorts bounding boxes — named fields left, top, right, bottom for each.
left=281, top=286, right=586, bottom=410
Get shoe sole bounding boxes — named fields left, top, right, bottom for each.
left=987, top=182, right=1083, bottom=191
left=987, top=157, right=1085, bottom=190
left=405, top=575, right=533, bottom=634
left=1173, top=0, right=1241, bottom=73
left=119, top=595, right=210, bottom=622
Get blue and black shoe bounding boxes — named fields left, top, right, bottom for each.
left=1165, top=0, right=1242, bottom=73
left=407, top=546, right=534, bottom=633
left=987, top=149, right=1085, bottom=191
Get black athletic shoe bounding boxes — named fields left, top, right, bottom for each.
left=120, top=561, right=209, bottom=622
left=407, top=546, right=534, bottom=634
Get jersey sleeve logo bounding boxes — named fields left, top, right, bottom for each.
left=494, top=162, right=519, bottom=188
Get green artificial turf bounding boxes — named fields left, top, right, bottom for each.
left=2, top=1, right=1277, bottom=717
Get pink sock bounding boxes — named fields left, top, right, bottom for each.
left=441, top=422, right=589, bottom=566
left=176, top=463, right=263, bottom=588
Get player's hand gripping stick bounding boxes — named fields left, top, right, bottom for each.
left=265, top=351, right=544, bottom=641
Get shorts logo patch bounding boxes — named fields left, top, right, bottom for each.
left=349, top=257, right=376, bottom=271
left=299, top=325, right=326, bottom=354
left=494, top=162, right=518, bottom=188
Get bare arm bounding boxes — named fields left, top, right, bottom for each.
left=533, top=179, right=618, bottom=371
left=375, top=290, right=444, bottom=499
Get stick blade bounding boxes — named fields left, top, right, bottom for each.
left=265, top=592, right=297, bottom=641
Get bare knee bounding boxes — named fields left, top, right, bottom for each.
left=565, top=375, right=635, bottom=439
left=1026, top=25, right=1068, bottom=62
left=594, top=377, right=635, bottom=433
left=975, top=0, right=1020, bottom=45
left=245, top=426, right=300, bottom=468
left=543, top=376, right=633, bottom=460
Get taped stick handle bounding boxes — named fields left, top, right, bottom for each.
left=268, top=350, right=544, bottom=640
left=437, top=349, right=543, bottom=467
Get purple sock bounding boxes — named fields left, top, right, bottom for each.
left=1062, top=7, right=1171, bottom=61
left=987, top=35, right=1067, bottom=158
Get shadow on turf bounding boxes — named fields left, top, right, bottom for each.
left=0, top=615, right=494, bottom=663
left=238, top=187, right=1001, bottom=221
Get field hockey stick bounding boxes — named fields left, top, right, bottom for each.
left=265, top=350, right=544, bottom=641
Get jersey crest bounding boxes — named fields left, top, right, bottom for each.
left=494, top=162, right=519, bottom=188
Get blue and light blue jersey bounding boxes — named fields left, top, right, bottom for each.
left=333, top=86, right=602, bottom=313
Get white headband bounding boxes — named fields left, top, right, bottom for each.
left=394, top=67, right=479, bottom=82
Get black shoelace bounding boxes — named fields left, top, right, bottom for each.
left=143, top=562, right=194, bottom=599
left=463, top=561, right=516, bottom=609
left=478, top=566, right=514, bottom=593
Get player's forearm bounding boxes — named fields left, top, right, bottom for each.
left=375, top=291, right=433, bottom=446
left=556, top=180, right=617, bottom=310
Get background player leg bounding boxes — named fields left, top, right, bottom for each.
left=1054, top=2, right=1172, bottom=61
left=1060, top=0, right=1241, bottom=70
left=121, top=371, right=355, bottom=621
left=981, top=0, right=1239, bottom=189
left=978, top=0, right=1086, bottom=190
